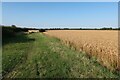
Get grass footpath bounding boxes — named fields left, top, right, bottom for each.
left=2, top=33, right=119, bottom=78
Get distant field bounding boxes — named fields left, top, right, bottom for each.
left=44, top=30, right=120, bottom=71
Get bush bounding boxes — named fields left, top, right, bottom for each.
left=2, top=27, right=16, bottom=38
left=2, top=25, right=27, bottom=39
left=39, top=29, right=46, bottom=32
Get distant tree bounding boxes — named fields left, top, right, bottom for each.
left=64, top=28, right=69, bottom=30
left=11, top=25, right=16, bottom=28
left=118, top=27, right=120, bottom=30
left=109, top=27, right=112, bottom=30
left=39, top=29, right=46, bottom=32
left=101, top=27, right=113, bottom=30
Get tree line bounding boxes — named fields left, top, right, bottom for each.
left=1, top=25, right=120, bottom=34
left=2, top=25, right=120, bottom=38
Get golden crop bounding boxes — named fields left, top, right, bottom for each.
left=44, top=30, right=120, bottom=71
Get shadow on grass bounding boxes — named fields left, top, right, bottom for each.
left=2, top=34, right=35, bottom=77
left=2, top=34, right=35, bottom=46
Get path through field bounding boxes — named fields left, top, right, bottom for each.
left=2, top=33, right=119, bottom=78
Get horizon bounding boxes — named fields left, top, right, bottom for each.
left=1, top=25, right=119, bottom=30
left=2, top=2, right=118, bottom=28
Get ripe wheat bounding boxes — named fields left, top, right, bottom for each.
left=44, top=30, right=120, bottom=71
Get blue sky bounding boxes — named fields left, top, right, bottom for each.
left=2, top=2, right=118, bottom=28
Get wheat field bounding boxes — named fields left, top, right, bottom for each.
left=44, top=30, right=120, bottom=71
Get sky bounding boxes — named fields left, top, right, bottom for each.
left=2, top=2, right=118, bottom=28
left=1, top=0, right=120, bottom=2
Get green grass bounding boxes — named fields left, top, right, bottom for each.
left=2, top=33, right=119, bottom=78
left=2, top=34, right=35, bottom=77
